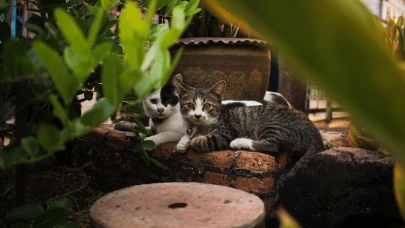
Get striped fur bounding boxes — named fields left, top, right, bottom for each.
left=173, top=75, right=325, bottom=159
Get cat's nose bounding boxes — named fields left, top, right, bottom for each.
left=194, top=115, right=202, bottom=119
left=157, top=108, right=164, bottom=113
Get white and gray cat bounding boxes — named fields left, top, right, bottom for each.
left=114, top=77, right=292, bottom=147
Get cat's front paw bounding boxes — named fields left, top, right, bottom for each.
left=230, top=138, right=254, bottom=151
left=140, top=126, right=153, bottom=139
left=176, top=140, right=189, bottom=153
left=190, top=136, right=210, bottom=152
left=139, top=133, right=147, bottom=139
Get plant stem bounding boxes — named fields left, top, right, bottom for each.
left=14, top=79, right=30, bottom=206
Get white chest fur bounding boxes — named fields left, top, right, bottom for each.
left=153, top=111, right=188, bottom=135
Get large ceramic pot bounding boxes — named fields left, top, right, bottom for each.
left=169, top=38, right=271, bottom=101
left=278, top=56, right=308, bottom=112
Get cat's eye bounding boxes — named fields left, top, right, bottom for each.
left=150, top=99, right=158, bottom=104
left=186, top=103, right=195, bottom=109
left=167, top=99, right=172, bottom=103
left=203, top=104, right=212, bottom=110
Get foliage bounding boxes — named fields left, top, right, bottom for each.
left=0, top=0, right=198, bottom=225
left=203, top=0, right=405, bottom=222
left=0, top=0, right=193, bottom=169
left=0, top=198, right=76, bottom=228
left=386, top=16, right=405, bottom=55
left=347, top=123, right=390, bottom=156
left=115, top=94, right=166, bottom=169
left=395, top=162, right=405, bottom=221
left=277, top=208, right=301, bottom=228
left=136, top=0, right=244, bottom=37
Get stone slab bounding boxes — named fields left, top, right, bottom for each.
left=90, top=182, right=265, bottom=228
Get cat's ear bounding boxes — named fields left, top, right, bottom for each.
left=208, top=80, right=226, bottom=100
left=174, top=74, right=183, bottom=82
left=173, top=74, right=192, bottom=95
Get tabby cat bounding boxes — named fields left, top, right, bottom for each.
left=173, top=75, right=325, bottom=159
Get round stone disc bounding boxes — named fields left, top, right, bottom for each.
left=90, top=182, right=265, bottom=228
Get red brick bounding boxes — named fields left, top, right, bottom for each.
left=80, top=127, right=110, bottom=142
left=235, top=152, right=277, bottom=172
left=151, top=143, right=176, bottom=158
left=105, top=131, right=127, bottom=149
left=183, top=150, right=235, bottom=168
left=203, top=172, right=276, bottom=194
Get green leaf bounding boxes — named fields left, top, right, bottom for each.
left=155, top=0, right=171, bottom=11
left=119, top=69, right=139, bottom=95
left=146, top=156, right=167, bottom=170
left=347, top=128, right=359, bottom=148
left=134, top=125, right=151, bottom=136
left=148, top=24, right=168, bottom=42
left=102, top=54, right=124, bottom=107
left=21, top=137, right=39, bottom=157
left=121, top=103, right=143, bottom=114
left=91, top=41, right=112, bottom=61
left=141, top=140, right=157, bottom=150
left=150, top=50, right=171, bottom=86
left=133, top=73, right=154, bottom=99
left=0, top=2, right=10, bottom=14
left=177, top=1, right=188, bottom=8
left=81, top=98, right=115, bottom=127
left=277, top=207, right=301, bottom=228
left=164, top=0, right=181, bottom=16
left=165, top=46, right=184, bottom=82
left=395, top=162, right=405, bottom=222
left=49, top=95, right=70, bottom=128
left=37, top=125, right=64, bottom=152
left=141, top=7, right=188, bottom=73
left=70, top=119, right=86, bottom=137
left=54, top=8, right=88, bottom=54
left=2, top=204, right=44, bottom=221
left=119, top=2, right=146, bottom=69
left=50, top=198, right=71, bottom=215
left=139, top=0, right=151, bottom=7
left=24, top=15, right=45, bottom=35
left=32, top=208, right=65, bottom=228
left=86, top=5, right=104, bottom=47
left=171, top=5, right=186, bottom=31
left=65, top=42, right=111, bottom=81
left=203, top=0, right=405, bottom=166
left=184, top=0, right=200, bottom=16
left=33, top=42, right=78, bottom=104
left=3, top=40, right=34, bottom=81
left=100, top=0, right=119, bottom=12
left=185, top=8, right=201, bottom=16
left=397, top=16, right=404, bottom=26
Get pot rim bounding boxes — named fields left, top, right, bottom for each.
left=173, top=37, right=268, bottom=47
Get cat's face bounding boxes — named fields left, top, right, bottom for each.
left=143, top=83, right=179, bottom=119
left=173, top=75, right=226, bottom=125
